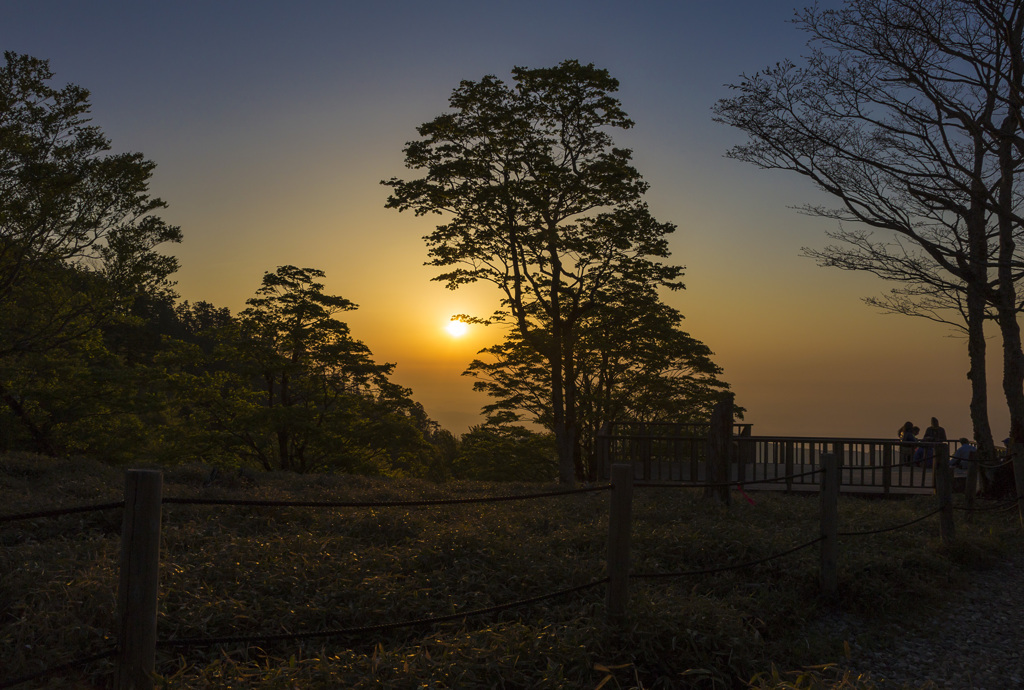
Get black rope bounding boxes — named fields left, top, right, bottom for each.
left=162, top=485, right=609, bottom=509
left=738, top=468, right=823, bottom=485
left=981, top=498, right=1023, bottom=514
left=157, top=578, right=608, bottom=648
left=838, top=506, right=943, bottom=536
left=635, top=468, right=822, bottom=490
left=632, top=536, right=824, bottom=580
left=0, top=646, right=118, bottom=689
left=953, top=499, right=1020, bottom=513
left=0, top=501, right=124, bottom=525
left=965, top=457, right=1016, bottom=469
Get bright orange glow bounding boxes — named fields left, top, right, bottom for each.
left=446, top=320, right=468, bottom=337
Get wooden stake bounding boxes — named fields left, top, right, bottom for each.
left=116, top=470, right=163, bottom=690
left=934, top=445, right=955, bottom=545
left=819, top=453, right=839, bottom=596
left=606, top=464, right=633, bottom=623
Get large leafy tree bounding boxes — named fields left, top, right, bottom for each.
left=0, top=51, right=181, bottom=354
left=385, top=60, right=683, bottom=483
left=235, top=266, right=428, bottom=473
left=0, top=52, right=181, bottom=451
left=713, top=0, right=1024, bottom=459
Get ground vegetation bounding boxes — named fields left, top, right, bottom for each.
left=1, top=454, right=1019, bottom=689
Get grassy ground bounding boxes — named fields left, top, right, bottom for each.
left=1, top=453, right=1021, bottom=689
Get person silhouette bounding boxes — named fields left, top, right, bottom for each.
left=898, top=421, right=916, bottom=465
left=950, top=437, right=975, bottom=470
left=921, top=417, right=947, bottom=467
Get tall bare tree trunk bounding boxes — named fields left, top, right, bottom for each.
left=966, top=283, right=997, bottom=463
left=995, top=120, right=1024, bottom=445
left=966, top=172, right=997, bottom=463
left=548, top=229, right=577, bottom=485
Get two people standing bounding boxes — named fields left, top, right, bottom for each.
left=899, top=417, right=946, bottom=466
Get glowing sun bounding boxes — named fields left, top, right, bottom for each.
left=446, top=320, right=468, bottom=337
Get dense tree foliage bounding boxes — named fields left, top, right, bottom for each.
left=0, top=52, right=181, bottom=358
left=0, top=52, right=458, bottom=475
left=0, top=264, right=455, bottom=476
left=385, top=60, right=712, bottom=483
left=230, top=265, right=432, bottom=473
left=0, top=51, right=182, bottom=455
left=451, top=423, right=556, bottom=482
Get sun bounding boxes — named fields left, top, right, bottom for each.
left=446, top=320, right=469, bottom=337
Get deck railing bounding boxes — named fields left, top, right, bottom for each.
left=596, top=425, right=962, bottom=495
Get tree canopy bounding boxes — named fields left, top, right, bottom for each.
left=0, top=51, right=181, bottom=357
left=235, top=266, right=412, bottom=473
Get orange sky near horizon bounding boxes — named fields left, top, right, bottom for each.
left=2, top=1, right=1013, bottom=443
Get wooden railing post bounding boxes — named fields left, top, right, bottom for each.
left=819, top=453, right=839, bottom=596
left=785, top=441, right=794, bottom=492
left=606, top=464, right=633, bottom=623
left=880, top=443, right=892, bottom=494
left=705, top=394, right=733, bottom=505
left=116, top=469, right=163, bottom=690
left=934, top=445, right=955, bottom=545
left=736, top=425, right=753, bottom=484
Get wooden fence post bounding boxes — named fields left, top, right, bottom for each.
left=116, top=470, right=163, bottom=690
left=819, top=453, right=839, bottom=596
left=606, top=464, right=633, bottom=623
left=705, top=394, right=733, bottom=505
left=965, top=450, right=979, bottom=523
left=934, top=445, right=955, bottom=545
left=596, top=422, right=611, bottom=481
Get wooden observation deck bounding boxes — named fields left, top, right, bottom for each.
left=595, top=422, right=963, bottom=496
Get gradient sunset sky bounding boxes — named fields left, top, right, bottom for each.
left=2, top=1, right=1002, bottom=440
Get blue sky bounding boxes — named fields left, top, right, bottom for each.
left=1, top=1, right=993, bottom=439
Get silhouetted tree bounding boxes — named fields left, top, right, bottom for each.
left=0, top=52, right=180, bottom=356
left=235, top=266, right=394, bottom=472
left=714, top=0, right=1024, bottom=458
left=466, top=282, right=731, bottom=479
left=0, top=52, right=181, bottom=452
left=385, top=60, right=683, bottom=483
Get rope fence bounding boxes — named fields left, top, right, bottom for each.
left=161, top=484, right=608, bottom=509
left=3, top=446, right=1019, bottom=690
left=635, top=467, right=822, bottom=490
left=158, top=578, right=609, bottom=649
left=0, top=501, right=125, bottom=525
left=838, top=507, right=944, bottom=536
left=633, top=536, right=825, bottom=580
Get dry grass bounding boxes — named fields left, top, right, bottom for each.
left=1, top=453, right=1020, bottom=689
